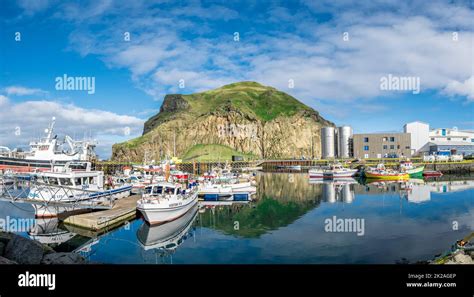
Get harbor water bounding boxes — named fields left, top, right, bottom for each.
left=0, top=173, right=473, bottom=264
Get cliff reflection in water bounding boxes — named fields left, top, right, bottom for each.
left=200, top=173, right=474, bottom=238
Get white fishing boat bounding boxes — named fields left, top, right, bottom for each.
left=137, top=182, right=199, bottom=225
left=309, top=164, right=357, bottom=179
left=198, top=181, right=257, bottom=196
left=0, top=117, right=97, bottom=172
left=28, top=162, right=132, bottom=203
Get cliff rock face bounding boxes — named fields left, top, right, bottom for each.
left=112, top=82, right=334, bottom=161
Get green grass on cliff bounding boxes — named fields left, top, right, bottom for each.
left=113, top=81, right=328, bottom=157
left=181, top=144, right=256, bottom=161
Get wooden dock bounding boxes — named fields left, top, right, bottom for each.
left=62, top=194, right=141, bottom=232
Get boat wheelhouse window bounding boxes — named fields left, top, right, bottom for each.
left=164, top=187, right=174, bottom=194
left=60, top=178, right=73, bottom=186
left=48, top=177, right=59, bottom=185
left=144, top=187, right=152, bottom=194
left=152, top=186, right=162, bottom=195
left=74, top=178, right=82, bottom=185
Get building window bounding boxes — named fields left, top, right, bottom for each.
left=382, top=137, right=388, bottom=142
left=447, top=138, right=451, bottom=141
left=442, top=129, right=446, bottom=136
left=364, top=146, right=369, bottom=151
left=390, top=145, right=395, bottom=149
left=364, top=137, right=369, bottom=143
left=463, top=138, right=467, bottom=141
left=431, top=138, right=435, bottom=141
left=405, top=146, right=410, bottom=149
left=397, top=145, right=400, bottom=149
left=390, top=137, right=395, bottom=142
left=383, top=145, right=387, bottom=149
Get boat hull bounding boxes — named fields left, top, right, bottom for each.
left=365, top=172, right=409, bottom=180
left=405, top=165, right=425, bottom=177
left=423, top=171, right=443, bottom=177
left=0, top=157, right=73, bottom=172
left=137, top=194, right=198, bottom=225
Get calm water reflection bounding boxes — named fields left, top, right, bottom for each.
left=1, top=173, right=473, bottom=264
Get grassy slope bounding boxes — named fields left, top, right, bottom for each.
left=183, top=81, right=314, bottom=121
left=181, top=144, right=256, bottom=161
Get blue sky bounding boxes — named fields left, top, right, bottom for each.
left=0, top=0, right=473, bottom=158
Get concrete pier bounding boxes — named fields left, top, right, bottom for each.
left=62, top=194, right=141, bottom=232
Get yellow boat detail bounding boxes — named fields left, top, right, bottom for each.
left=365, top=171, right=409, bottom=180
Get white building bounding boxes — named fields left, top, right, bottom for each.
left=429, top=127, right=474, bottom=143
left=403, top=121, right=430, bottom=155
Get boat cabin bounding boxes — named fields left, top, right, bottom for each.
left=143, top=183, right=185, bottom=197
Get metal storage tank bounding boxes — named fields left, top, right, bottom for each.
left=338, top=126, right=353, bottom=158
left=321, top=127, right=336, bottom=158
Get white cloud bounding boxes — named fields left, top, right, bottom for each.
left=4, top=86, right=48, bottom=96
left=17, top=0, right=53, bottom=15
left=0, top=99, right=144, bottom=158
left=46, top=0, right=473, bottom=107
left=0, top=95, right=8, bottom=106
left=443, top=76, right=474, bottom=101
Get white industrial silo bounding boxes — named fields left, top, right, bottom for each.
left=338, top=126, right=353, bottom=158
left=321, top=127, right=336, bottom=159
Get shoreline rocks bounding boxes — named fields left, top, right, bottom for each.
left=0, top=231, right=86, bottom=265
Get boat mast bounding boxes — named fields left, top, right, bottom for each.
left=46, top=117, right=56, bottom=140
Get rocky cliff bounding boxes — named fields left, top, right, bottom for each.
left=112, top=82, right=334, bottom=161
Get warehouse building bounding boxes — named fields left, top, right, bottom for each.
left=352, top=133, right=411, bottom=159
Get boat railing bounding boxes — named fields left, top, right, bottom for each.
left=0, top=174, right=118, bottom=210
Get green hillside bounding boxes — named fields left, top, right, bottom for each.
left=142, top=81, right=319, bottom=134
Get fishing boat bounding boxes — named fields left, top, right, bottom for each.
left=423, top=170, right=443, bottom=177
left=399, top=161, right=424, bottom=178
left=137, top=182, right=199, bottom=225
left=28, top=162, right=132, bottom=203
left=308, top=167, right=325, bottom=178
left=0, top=117, right=97, bottom=173
left=198, top=179, right=256, bottom=199
left=364, top=164, right=409, bottom=180
left=309, top=164, right=357, bottom=179
left=277, top=165, right=302, bottom=170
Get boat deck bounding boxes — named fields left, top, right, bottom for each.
left=62, top=194, right=141, bottom=232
